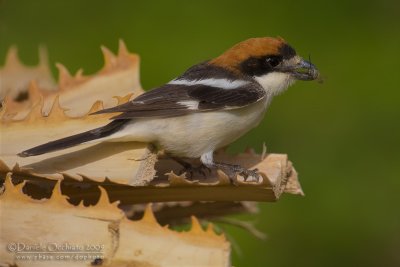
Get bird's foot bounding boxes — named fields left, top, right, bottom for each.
left=214, top=162, right=260, bottom=183
left=238, top=168, right=260, bottom=182
left=178, top=164, right=212, bottom=179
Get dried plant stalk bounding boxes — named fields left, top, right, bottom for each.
left=0, top=174, right=230, bottom=267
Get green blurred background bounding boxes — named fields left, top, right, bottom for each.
left=1, top=0, right=399, bottom=266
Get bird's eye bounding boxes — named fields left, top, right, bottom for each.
left=266, top=56, right=282, bottom=67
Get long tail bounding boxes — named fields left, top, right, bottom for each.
left=18, top=120, right=128, bottom=157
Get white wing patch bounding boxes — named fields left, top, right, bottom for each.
left=169, top=78, right=249, bottom=90
left=177, top=100, right=200, bottom=110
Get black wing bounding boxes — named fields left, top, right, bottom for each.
left=92, top=82, right=265, bottom=120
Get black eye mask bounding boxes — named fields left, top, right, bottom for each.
left=239, top=55, right=283, bottom=76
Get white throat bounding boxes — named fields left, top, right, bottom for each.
left=254, top=72, right=295, bottom=96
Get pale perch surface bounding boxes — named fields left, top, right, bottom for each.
left=0, top=175, right=231, bottom=267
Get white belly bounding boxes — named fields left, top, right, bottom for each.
left=107, top=98, right=269, bottom=158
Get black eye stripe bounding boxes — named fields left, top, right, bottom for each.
left=238, top=43, right=296, bottom=77
left=266, top=56, right=282, bottom=67
left=240, top=55, right=282, bottom=76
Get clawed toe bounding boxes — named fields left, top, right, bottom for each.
left=212, top=162, right=261, bottom=183
left=239, top=168, right=261, bottom=182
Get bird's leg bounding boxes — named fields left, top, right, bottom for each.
left=171, top=157, right=211, bottom=178
left=200, top=151, right=260, bottom=182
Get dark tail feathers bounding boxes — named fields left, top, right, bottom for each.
left=18, top=120, right=128, bottom=157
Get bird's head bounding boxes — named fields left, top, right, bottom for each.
left=210, top=37, right=319, bottom=95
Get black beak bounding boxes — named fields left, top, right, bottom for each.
left=290, top=59, right=319, bottom=81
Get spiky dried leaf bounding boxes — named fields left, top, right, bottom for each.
left=0, top=174, right=230, bottom=267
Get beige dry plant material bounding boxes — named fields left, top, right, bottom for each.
left=0, top=174, right=230, bottom=267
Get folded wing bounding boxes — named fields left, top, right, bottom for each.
left=92, top=80, right=265, bottom=119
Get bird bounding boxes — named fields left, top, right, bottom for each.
left=18, top=37, right=319, bottom=181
